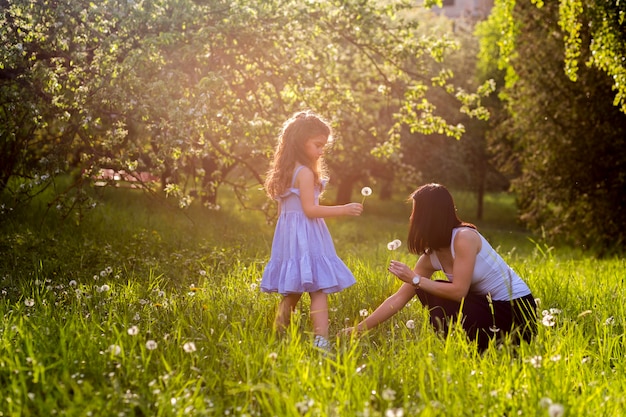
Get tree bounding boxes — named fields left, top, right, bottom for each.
left=1, top=0, right=490, bottom=219
left=479, top=0, right=626, bottom=254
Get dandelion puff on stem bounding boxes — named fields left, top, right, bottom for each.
left=360, top=187, right=372, bottom=205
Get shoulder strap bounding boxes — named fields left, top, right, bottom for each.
left=291, top=165, right=306, bottom=188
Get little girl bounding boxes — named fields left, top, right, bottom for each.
left=261, top=110, right=363, bottom=350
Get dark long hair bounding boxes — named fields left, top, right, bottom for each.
left=407, top=183, right=476, bottom=255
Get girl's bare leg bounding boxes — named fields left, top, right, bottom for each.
left=275, top=293, right=302, bottom=332
left=309, top=290, right=329, bottom=339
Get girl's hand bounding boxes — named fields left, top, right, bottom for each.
left=388, top=260, right=414, bottom=284
left=343, top=202, right=363, bottom=216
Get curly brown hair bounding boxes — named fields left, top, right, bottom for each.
left=264, top=111, right=331, bottom=199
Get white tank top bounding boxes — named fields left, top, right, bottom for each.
left=429, top=227, right=531, bottom=301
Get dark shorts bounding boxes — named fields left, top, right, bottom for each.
left=415, top=285, right=537, bottom=352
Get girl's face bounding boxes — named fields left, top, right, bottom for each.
left=303, top=135, right=328, bottom=162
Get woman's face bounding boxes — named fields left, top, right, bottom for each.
left=304, top=135, right=328, bottom=162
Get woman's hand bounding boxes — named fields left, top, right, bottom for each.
left=388, top=260, right=415, bottom=284
left=338, top=327, right=357, bottom=336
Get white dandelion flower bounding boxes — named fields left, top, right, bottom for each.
left=107, top=344, right=122, bottom=355
left=382, top=388, right=396, bottom=401
left=548, top=403, right=565, bottom=417
left=529, top=355, right=542, bottom=368
left=183, top=342, right=197, bottom=353
left=542, top=314, right=556, bottom=327
left=387, top=239, right=401, bottom=251
left=385, top=408, right=404, bottom=417
left=361, top=187, right=372, bottom=205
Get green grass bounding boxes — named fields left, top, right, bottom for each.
left=1, top=187, right=625, bottom=416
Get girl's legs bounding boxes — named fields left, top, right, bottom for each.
left=309, top=290, right=329, bottom=338
left=275, top=293, right=302, bottom=332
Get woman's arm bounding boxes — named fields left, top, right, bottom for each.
left=352, top=283, right=417, bottom=332
left=297, top=167, right=362, bottom=218
left=389, top=230, right=480, bottom=302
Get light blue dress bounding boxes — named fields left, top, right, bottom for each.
left=261, top=166, right=357, bottom=295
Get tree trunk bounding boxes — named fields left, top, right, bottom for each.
left=334, top=177, right=357, bottom=205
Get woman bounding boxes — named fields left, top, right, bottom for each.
left=347, top=183, right=537, bottom=351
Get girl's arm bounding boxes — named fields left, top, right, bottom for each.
left=389, top=229, right=480, bottom=302
left=296, top=166, right=362, bottom=218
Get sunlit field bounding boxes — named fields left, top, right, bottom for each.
left=1, top=186, right=625, bottom=416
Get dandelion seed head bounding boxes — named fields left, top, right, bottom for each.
left=385, top=408, right=404, bottom=417
left=146, top=340, right=158, bottom=350
left=382, top=388, right=396, bottom=401
left=359, top=309, right=369, bottom=317
left=548, top=403, right=565, bottom=417
left=387, top=239, right=401, bottom=251
left=107, top=344, right=122, bottom=355
left=361, top=187, right=372, bottom=197
left=539, top=397, right=553, bottom=408
left=542, top=314, right=556, bottom=327
left=127, top=325, right=139, bottom=336
left=69, top=280, right=78, bottom=287
left=24, top=299, right=35, bottom=307
left=268, top=352, right=278, bottom=360
left=529, top=355, right=542, bottom=368
left=183, top=342, right=197, bottom=353
left=405, top=319, right=415, bottom=329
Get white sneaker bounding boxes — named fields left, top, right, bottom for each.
left=313, top=335, right=331, bottom=351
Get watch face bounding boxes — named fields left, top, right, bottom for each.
left=412, top=276, right=420, bottom=285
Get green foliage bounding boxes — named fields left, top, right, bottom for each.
left=1, top=190, right=625, bottom=415
left=488, top=0, right=626, bottom=114
left=476, top=0, right=626, bottom=254
left=0, top=0, right=492, bottom=216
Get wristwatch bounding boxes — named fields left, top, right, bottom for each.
left=411, top=275, right=421, bottom=288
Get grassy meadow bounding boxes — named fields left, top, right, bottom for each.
left=1, top=185, right=625, bottom=416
